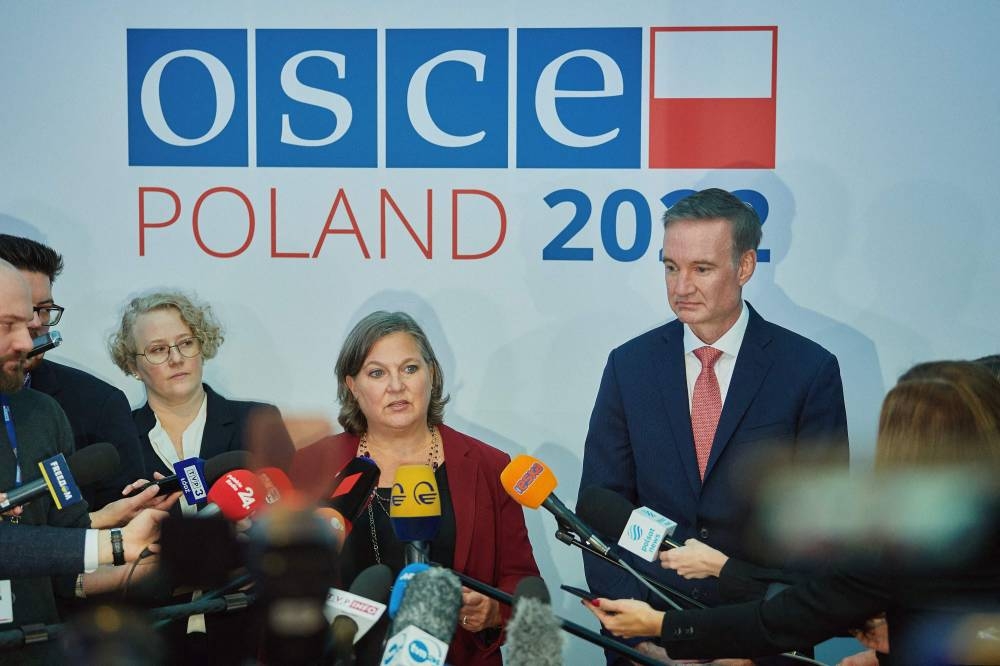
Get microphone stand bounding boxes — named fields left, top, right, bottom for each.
left=555, top=526, right=704, bottom=609
left=440, top=565, right=665, bottom=666
left=555, top=528, right=828, bottom=666
left=553, top=522, right=685, bottom=611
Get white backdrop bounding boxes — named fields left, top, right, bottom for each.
left=3, top=2, right=999, bottom=662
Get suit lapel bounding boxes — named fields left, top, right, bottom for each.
left=704, top=305, right=773, bottom=479
left=655, top=322, right=702, bottom=498
left=200, top=385, right=236, bottom=459
left=440, top=425, right=476, bottom=573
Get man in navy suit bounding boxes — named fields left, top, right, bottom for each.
left=0, top=234, right=145, bottom=510
left=579, top=188, right=848, bottom=662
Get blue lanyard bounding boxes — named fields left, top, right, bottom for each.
left=0, top=395, right=22, bottom=487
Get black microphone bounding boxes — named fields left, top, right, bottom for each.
left=577, top=486, right=683, bottom=551
left=380, top=567, right=461, bottom=665
left=134, top=450, right=249, bottom=495
left=0, top=442, right=119, bottom=510
left=446, top=567, right=664, bottom=666
left=322, top=456, right=380, bottom=525
left=504, top=576, right=563, bottom=666
left=329, top=563, right=393, bottom=663
left=27, top=331, right=62, bottom=358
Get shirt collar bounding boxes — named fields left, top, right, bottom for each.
left=683, top=300, right=749, bottom=357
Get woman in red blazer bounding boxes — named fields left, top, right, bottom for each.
left=291, top=310, right=539, bottom=665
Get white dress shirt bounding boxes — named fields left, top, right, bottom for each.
left=683, top=302, right=750, bottom=412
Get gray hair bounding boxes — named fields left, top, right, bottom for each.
left=662, top=188, right=762, bottom=265
left=108, top=290, right=224, bottom=375
left=336, top=311, right=448, bottom=435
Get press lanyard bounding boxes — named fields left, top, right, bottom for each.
left=0, top=395, right=22, bottom=487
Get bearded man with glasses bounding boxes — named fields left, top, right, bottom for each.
left=0, top=234, right=145, bottom=511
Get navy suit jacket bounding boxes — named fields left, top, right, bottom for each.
left=0, top=524, right=86, bottom=578
left=580, top=303, right=848, bottom=611
left=28, top=359, right=145, bottom=510
left=132, top=383, right=295, bottom=481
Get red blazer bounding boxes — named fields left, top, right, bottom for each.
left=290, top=423, right=540, bottom=665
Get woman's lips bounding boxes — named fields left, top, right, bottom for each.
left=387, top=400, right=410, bottom=410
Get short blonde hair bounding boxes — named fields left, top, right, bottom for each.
left=108, top=290, right=224, bottom=375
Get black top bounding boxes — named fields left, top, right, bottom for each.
left=340, top=463, right=456, bottom=585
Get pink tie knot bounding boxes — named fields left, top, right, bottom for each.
left=694, top=346, right=723, bottom=369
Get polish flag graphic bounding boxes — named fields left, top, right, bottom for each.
left=649, top=26, right=777, bottom=169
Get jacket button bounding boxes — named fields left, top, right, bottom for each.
left=685, top=626, right=695, bottom=636
left=699, top=527, right=709, bottom=540
left=691, top=588, right=700, bottom=600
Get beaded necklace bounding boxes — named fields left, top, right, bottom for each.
left=359, top=426, right=441, bottom=564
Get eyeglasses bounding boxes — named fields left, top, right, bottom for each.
left=135, top=336, right=202, bottom=365
left=34, top=305, right=65, bottom=326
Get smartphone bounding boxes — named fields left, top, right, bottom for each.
left=27, top=331, right=62, bottom=358
left=560, top=584, right=598, bottom=602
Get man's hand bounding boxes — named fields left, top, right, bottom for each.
left=120, top=508, right=169, bottom=561
left=659, top=539, right=728, bottom=579
left=0, top=493, right=24, bottom=522
left=90, top=477, right=180, bottom=528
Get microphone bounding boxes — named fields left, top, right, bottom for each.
left=327, top=563, right=393, bottom=662
left=390, top=465, right=441, bottom=565
left=27, top=330, right=62, bottom=358
left=0, top=442, right=119, bottom=510
left=577, top=486, right=682, bottom=560
left=381, top=567, right=461, bottom=666
left=134, top=450, right=250, bottom=495
left=323, top=456, right=381, bottom=528
left=446, top=567, right=664, bottom=666
left=500, top=455, right=612, bottom=556
left=387, top=563, right=431, bottom=619
left=257, top=467, right=295, bottom=508
left=195, top=470, right=268, bottom=520
left=504, top=576, right=563, bottom=666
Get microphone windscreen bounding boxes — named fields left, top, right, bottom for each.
left=388, top=563, right=431, bottom=618
left=504, top=579, right=564, bottom=666
left=576, top=486, right=634, bottom=541
left=69, top=442, right=121, bottom=486
left=513, top=575, right=551, bottom=604
left=390, top=465, right=441, bottom=542
left=350, top=563, right=393, bottom=603
left=207, top=469, right=268, bottom=520
left=391, top=567, right=462, bottom=644
left=325, top=457, right=380, bottom=524
left=314, top=507, right=351, bottom=545
left=500, top=455, right=558, bottom=509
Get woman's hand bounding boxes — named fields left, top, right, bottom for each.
left=659, top=538, right=728, bottom=579
left=583, top=598, right=664, bottom=640
left=837, top=649, right=881, bottom=666
left=90, top=475, right=180, bottom=529
left=458, top=587, right=501, bottom=633
left=850, top=614, right=889, bottom=653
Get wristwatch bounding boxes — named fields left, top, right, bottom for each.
left=110, top=528, right=125, bottom=566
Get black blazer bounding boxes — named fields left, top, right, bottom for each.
left=660, top=546, right=1000, bottom=665
left=132, top=383, right=295, bottom=480
left=29, top=359, right=146, bottom=510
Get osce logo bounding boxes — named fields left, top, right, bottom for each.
left=127, top=27, right=642, bottom=168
